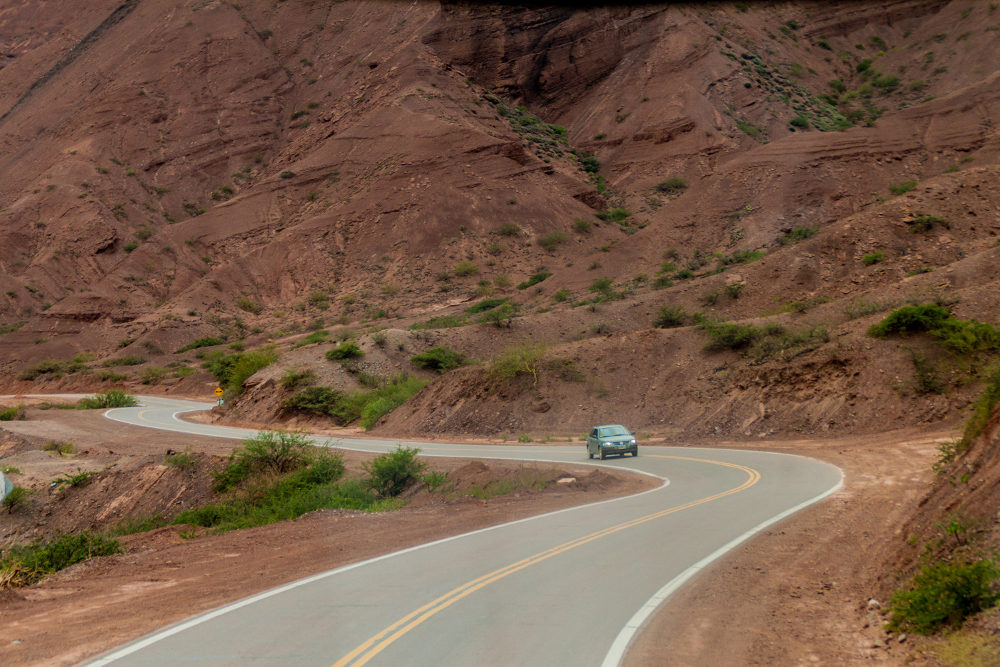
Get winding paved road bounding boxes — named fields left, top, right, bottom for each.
left=86, top=396, right=842, bottom=666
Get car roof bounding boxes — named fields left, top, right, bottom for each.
left=595, top=424, right=627, bottom=430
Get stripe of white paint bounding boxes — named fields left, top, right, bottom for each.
left=600, top=472, right=844, bottom=667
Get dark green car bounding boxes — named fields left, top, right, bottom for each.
left=587, top=424, right=638, bottom=459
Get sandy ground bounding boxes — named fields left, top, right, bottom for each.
left=627, top=429, right=950, bottom=666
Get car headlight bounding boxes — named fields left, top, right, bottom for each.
left=630, top=439, right=636, bottom=445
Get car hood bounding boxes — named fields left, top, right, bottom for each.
left=601, top=435, right=634, bottom=443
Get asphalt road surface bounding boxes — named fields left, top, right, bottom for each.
left=86, top=396, right=842, bottom=666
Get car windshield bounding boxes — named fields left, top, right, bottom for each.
left=599, top=426, right=630, bottom=437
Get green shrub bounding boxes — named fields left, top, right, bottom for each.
left=237, top=296, right=263, bottom=314
left=888, top=560, right=1000, bottom=634
left=873, top=75, right=900, bottom=93
left=488, top=343, right=546, bottom=386
left=52, top=471, right=93, bottom=488
left=654, top=306, right=687, bottom=328
left=422, top=470, right=450, bottom=491
left=701, top=322, right=759, bottom=351
left=907, top=214, right=948, bottom=233
left=2, top=486, right=31, bottom=513
left=18, top=358, right=88, bottom=380
left=411, top=346, right=467, bottom=372
left=736, top=119, right=762, bottom=138
left=203, top=348, right=278, bottom=396
left=465, top=298, right=508, bottom=314
left=868, top=304, right=953, bottom=338
left=213, top=431, right=317, bottom=492
left=280, top=368, right=317, bottom=390
left=889, top=179, right=917, bottom=195
left=282, top=376, right=426, bottom=429
left=655, top=177, right=688, bottom=194
left=103, top=355, right=145, bottom=367
left=326, top=341, right=363, bottom=360
left=165, top=448, right=198, bottom=468
left=454, top=260, right=479, bottom=277
left=292, top=330, right=329, bottom=349
left=517, top=271, right=551, bottom=290
left=43, top=441, right=74, bottom=455
left=0, top=405, right=26, bottom=421
left=176, top=337, right=224, bottom=353
left=573, top=219, right=592, bottom=233
left=862, top=251, right=885, bottom=265
left=779, top=227, right=819, bottom=244
left=478, top=302, right=519, bottom=328
left=357, top=375, right=427, bottom=429
left=789, top=116, right=810, bottom=129
left=496, top=223, right=520, bottom=236
left=410, top=314, right=467, bottom=329
left=553, top=288, right=571, bottom=302
left=958, top=364, right=1000, bottom=452
left=595, top=208, right=630, bottom=224
left=140, top=366, right=168, bottom=384
left=364, top=447, right=425, bottom=497
left=174, top=452, right=356, bottom=533
left=0, top=532, right=120, bottom=587
left=281, top=387, right=356, bottom=424
left=76, top=390, right=138, bottom=409
left=537, top=231, right=568, bottom=251
left=718, top=249, right=764, bottom=265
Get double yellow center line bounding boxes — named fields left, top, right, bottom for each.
left=332, top=455, right=760, bottom=667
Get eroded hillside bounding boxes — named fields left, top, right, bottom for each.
left=0, top=0, right=997, bottom=441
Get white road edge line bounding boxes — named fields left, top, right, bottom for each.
left=84, top=396, right=842, bottom=667
left=600, top=471, right=845, bottom=667
left=87, top=405, right=671, bottom=665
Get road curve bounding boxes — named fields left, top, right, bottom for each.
left=85, top=396, right=842, bottom=666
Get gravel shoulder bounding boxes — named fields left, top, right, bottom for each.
left=626, top=429, right=949, bottom=666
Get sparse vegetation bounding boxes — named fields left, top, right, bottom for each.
left=487, top=343, right=547, bottom=387
left=0, top=405, right=26, bottom=421
left=364, top=447, right=425, bottom=497
left=700, top=319, right=829, bottom=362
left=165, top=448, right=198, bottom=468
left=478, top=302, right=519, bottom=328
left=282, top=375, right=426, bottom=429
left=281, top=368, right=317, bottom=391
left=862, top=251, right=885, bottom=266
left=453, top=260, right=479, bottom=277
left=202, top=348, right=279, bottom=397
left=537, top=231, right=568, bottom=251
left=517, top=271, right=551, bottom=290
left=654, top=306, right=687, bottom=328
left=655, top=177, right=688, bottom=195
left=176, top=337, right=224, bottom=353
left=326, top=341, right=363, bottom=360
left=888, top=560, right=1000, bottom=634
left=779, top=227, right=819, bottom=244
left=410, top=314, right=467, bottom=330
left=76, top=390, right=139, bottom=409
left=2, top=486, right=32, bottom=513
left=889, top=179, right=917, bottom=195
left=907, top=213, right=948, bottom=233
left=0, top=532, right=120, bottom=588
left=411, top=346, right=467, bottom=372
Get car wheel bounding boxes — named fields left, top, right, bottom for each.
left=588, top=450, right=593, bottom=459
left=632, top=450, right=639, bottom=457
left=599, top=449, right=606, bottom=460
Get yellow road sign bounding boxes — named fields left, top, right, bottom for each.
left=214, top=387, right=224, bottom=396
